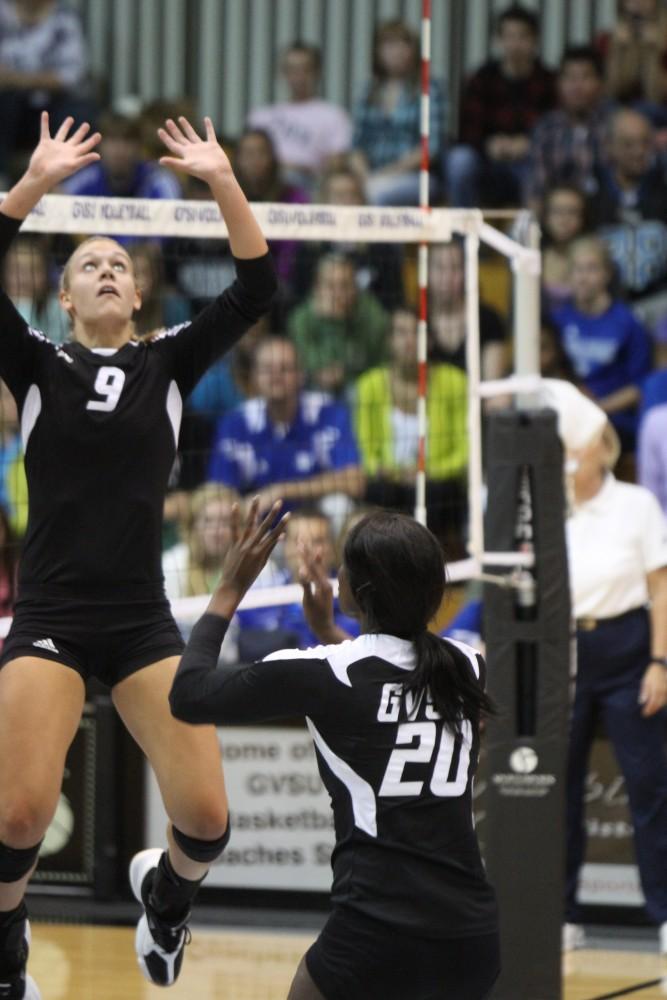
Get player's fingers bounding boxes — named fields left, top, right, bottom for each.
left=254, top=499, right=283, bottom=541
left=39, top=110, right=50, bottom=140
left=157, top=128, right=184, bottom=156
left=158, top=156, right=185, bottom=171
left=164, top=117, right=188, bottom=145
left=301, top=549, right=324, bottom=586
left=76, top=153, right=101, bottom=170
left=54, top=116, right=74, bottom=142
left=265, top=511, right=290, bottom=545
left=203, top=116, right=217, bottom=143
left=77, top=133, right=101, bottom=154
left=242, top=496, right=261, bottom=540
left=67, top=121, right=90, bottom=145
left=178, top=116, right=201, bottom=143
left=258, top=515, right=290, bottom=561
left=229, top=502, right=241, bottom=545
left=309, top=546, right=330, bottom=585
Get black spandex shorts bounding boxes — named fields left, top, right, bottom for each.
left=305, top=906, right=500, bottom=1000
left=0, top=595, right=185, bottom=687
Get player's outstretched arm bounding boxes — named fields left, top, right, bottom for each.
left=158, top=115, right=268, bottom=260
left=1, top=112, right=101, bottom=220
left=170, top=497, right=292, bottom=724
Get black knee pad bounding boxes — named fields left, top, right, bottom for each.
left=171, top=821, right=230, bottom=864
left=0, top=840, right=42, bottom=883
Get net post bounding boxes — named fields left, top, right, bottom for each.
left=481, top=414, right=570, bottom=1000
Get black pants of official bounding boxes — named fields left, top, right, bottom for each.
left=566, top=608, right=667, bottom=923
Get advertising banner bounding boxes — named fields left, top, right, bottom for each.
left=145, top=726, right=335, bottom=891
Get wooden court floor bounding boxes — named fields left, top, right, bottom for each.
left=26, top=923, right=667, bottom=1000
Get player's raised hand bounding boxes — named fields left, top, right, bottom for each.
left=158, top=116, right=232, bottom=183
left=298, top=542, right=336, bottom=640
left=27, top=112, right=101, bottom=187
left=215, top=497, right=290, bottom=608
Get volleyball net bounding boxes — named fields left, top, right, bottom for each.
left=0, top=194, right=540, bottom=641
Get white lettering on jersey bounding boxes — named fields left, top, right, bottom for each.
left=377, top=682, right=402, bottom=722
left=86, top=366, right=126, bottom=412
left=379, top=720, right=472, bottom=799
left=377, top=683, right=440, bottom=722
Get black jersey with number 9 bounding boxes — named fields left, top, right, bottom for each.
left=0, top=214, right=276, bottom=599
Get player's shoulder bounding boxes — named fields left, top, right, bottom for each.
left=145, top=321, right=192, bottom=347
left=21, top=325, right=64, bottom=358
left=261, top=634, right=384, bottom=689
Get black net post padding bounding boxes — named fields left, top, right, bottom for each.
left=482, top=409, right=571, bottom=1000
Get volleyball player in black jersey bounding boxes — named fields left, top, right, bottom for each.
left=170, top=503, right=500, bottom=1000
left=0, top=113, right=276, bottom=998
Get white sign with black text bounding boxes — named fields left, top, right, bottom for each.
left=145, top=726, right=336, bottom=891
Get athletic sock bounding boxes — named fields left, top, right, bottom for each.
left=148, top=852, right=205, bottom=925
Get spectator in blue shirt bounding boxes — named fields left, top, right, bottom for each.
left=349, top=18, right=446, bottom=207
left=61, top=111, right=181, bottom=234
left=207, top=336, right=365, bottom=530
left=551, top=235, right=652, bottom=451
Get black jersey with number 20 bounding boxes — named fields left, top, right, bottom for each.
left=171, top=616, right=499, bottom=939
left=0, top=214, right=276, bottom=599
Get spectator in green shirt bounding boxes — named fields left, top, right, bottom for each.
left=287, top=253, right=389, bottom=395
left=352, top=307, right=468, bottom=555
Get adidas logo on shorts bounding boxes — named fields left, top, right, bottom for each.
left=33, top=637, right=59, bottom=653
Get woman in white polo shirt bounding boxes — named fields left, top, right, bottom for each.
left=564, top=422, right=667, bottom=953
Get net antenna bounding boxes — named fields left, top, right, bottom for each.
left=415, top=0, right=432, bottom=527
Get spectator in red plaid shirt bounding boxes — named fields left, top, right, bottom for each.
left=525, top=46, right=611, bottom=211
left=445, top=4, right=556, bottom=208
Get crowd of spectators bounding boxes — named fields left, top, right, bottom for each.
left=1, top=2, right=665, bottom=958
left=4, top=0, right=667, bottom=657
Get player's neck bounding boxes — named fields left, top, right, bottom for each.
left=73, top=319, right=134, bottom=351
